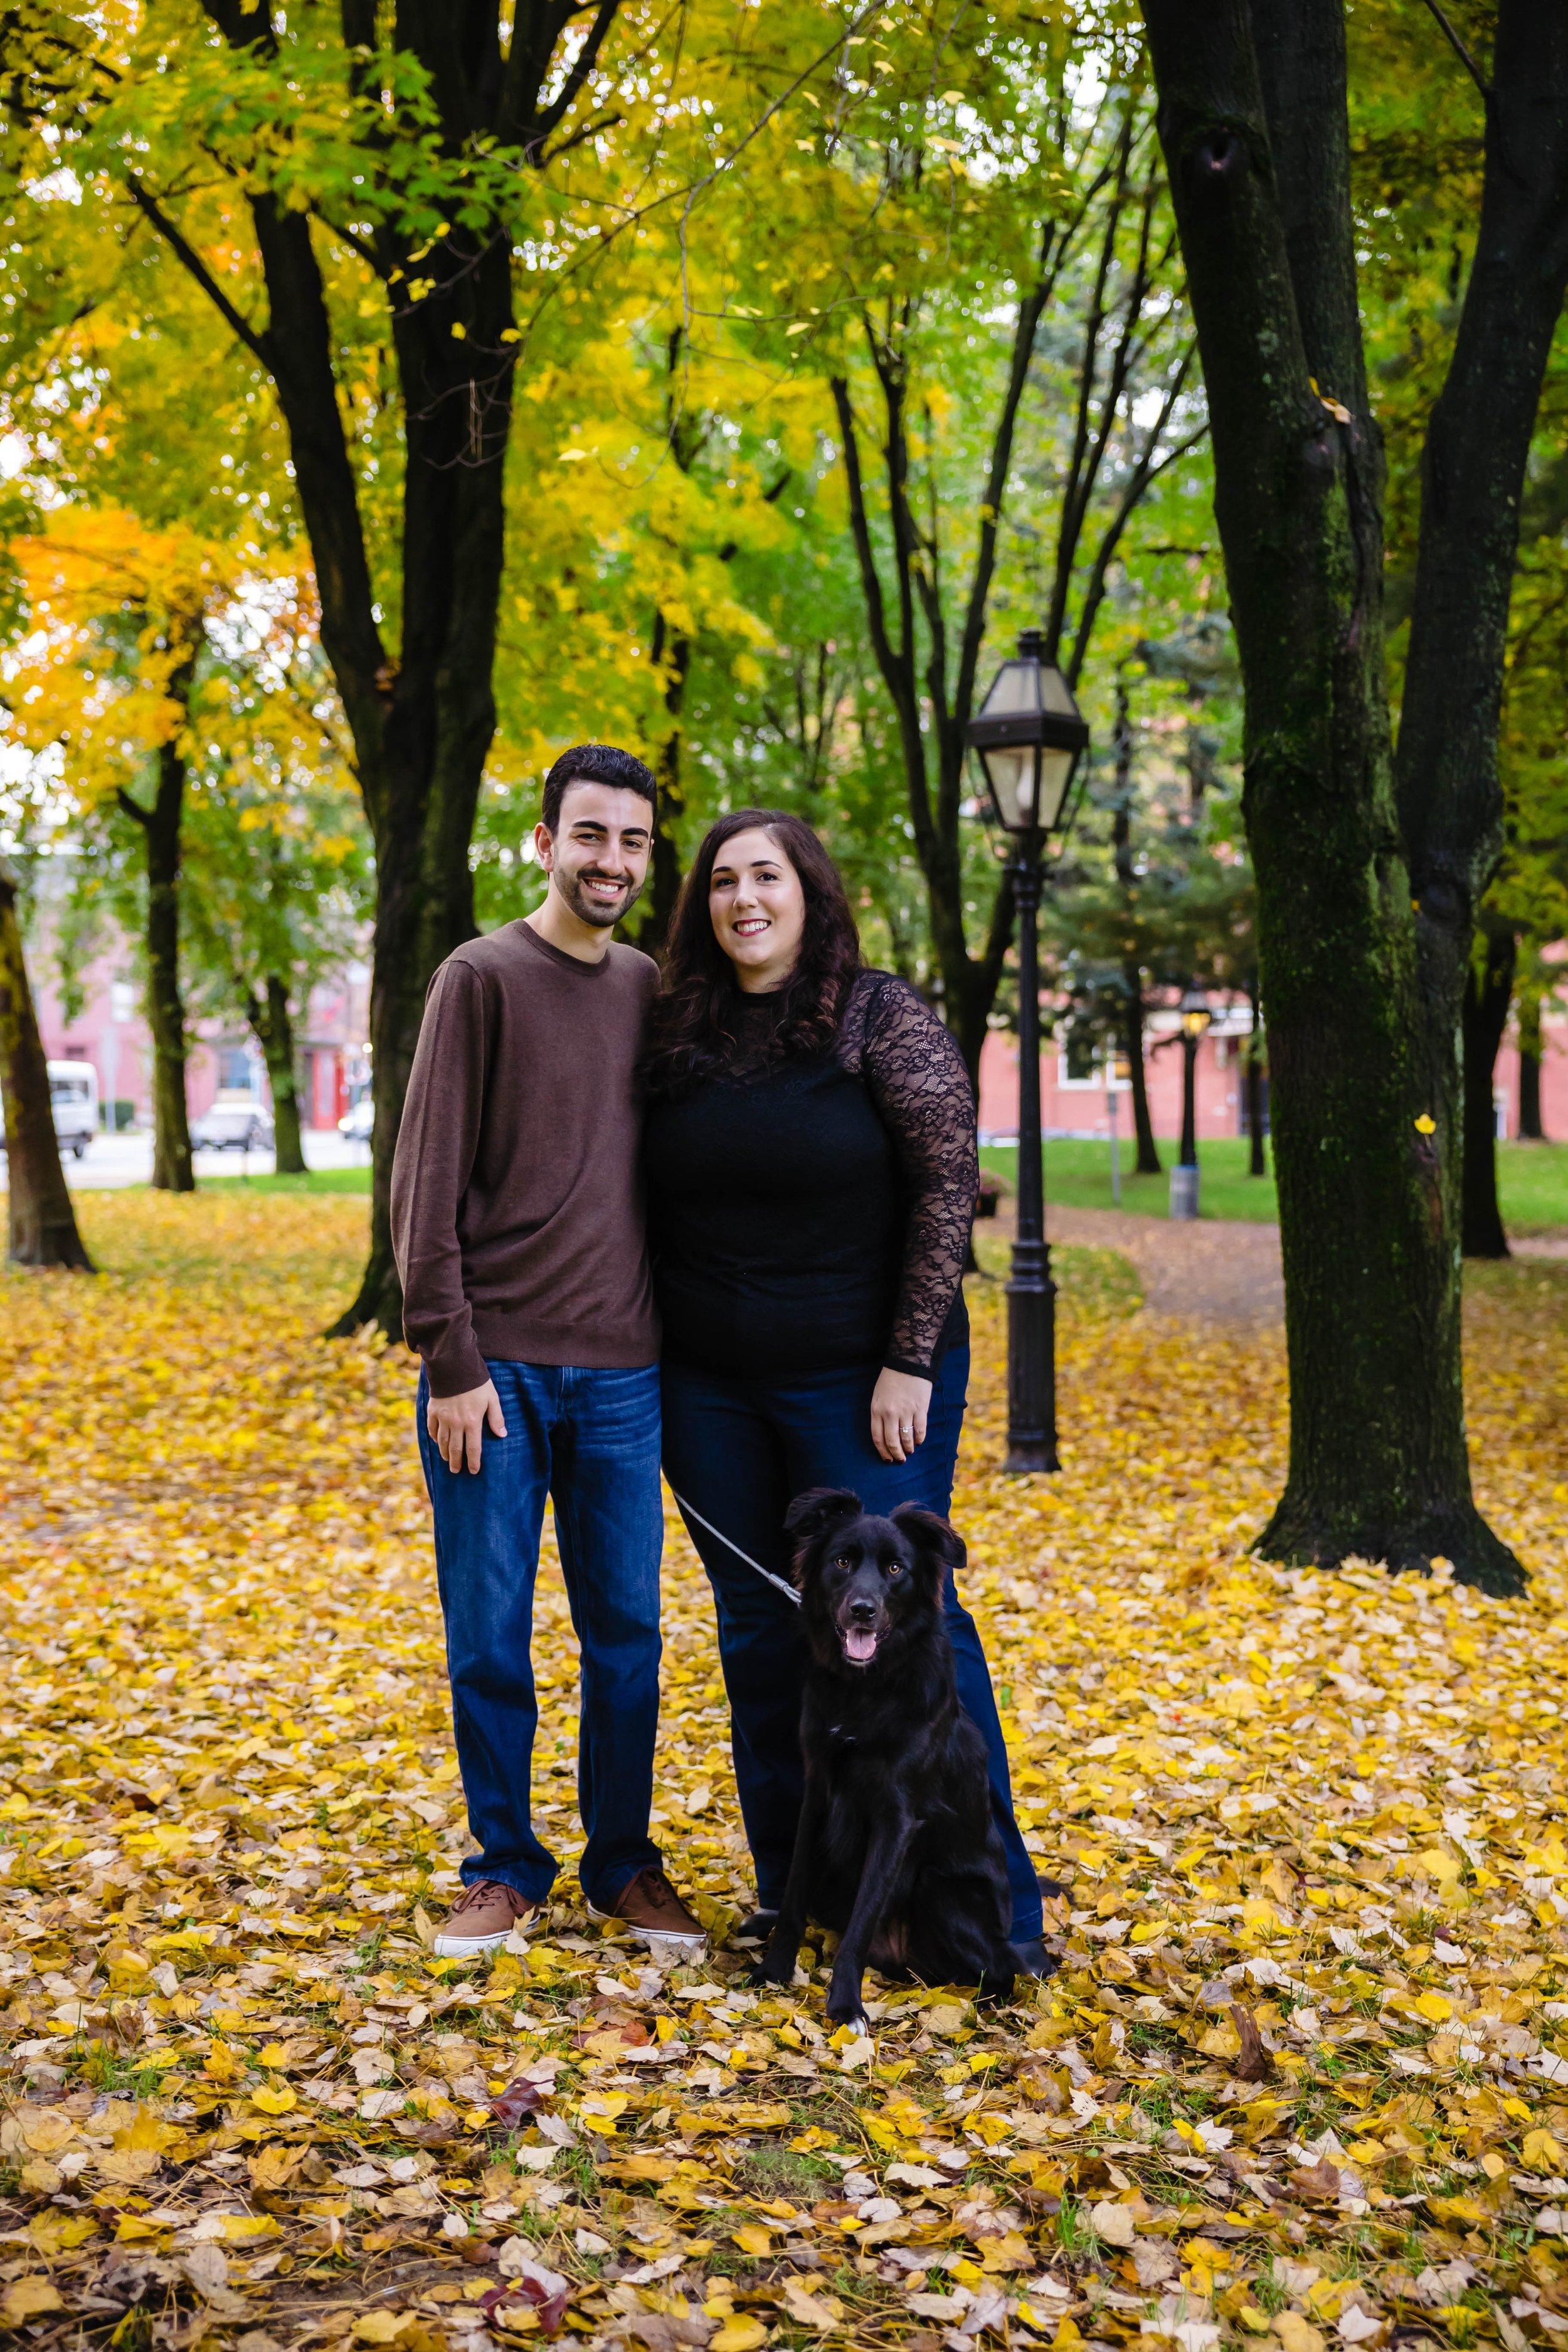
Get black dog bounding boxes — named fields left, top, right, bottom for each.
left=755, top=1486, right=1018, bottom=2025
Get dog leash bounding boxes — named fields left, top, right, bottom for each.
left=669, top=1490, right=802, bottom=1609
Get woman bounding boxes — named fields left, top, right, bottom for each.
left=644, top=808, right=1047, bottom=1968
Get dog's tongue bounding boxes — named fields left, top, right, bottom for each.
left=844, top=1627, right=879, bottom=1663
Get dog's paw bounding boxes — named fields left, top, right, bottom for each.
left=825, top=2000, right=871, bottom=2036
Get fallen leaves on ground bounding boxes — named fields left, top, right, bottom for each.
left=1, top=1192, right=1566, bottom=2352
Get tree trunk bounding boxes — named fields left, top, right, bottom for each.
left=1110, top=696, right=1161, bottom=1175
left=152, top=0, right=628, bottom=1338
left=1394, top=2, right=1568, bottom=1279
left=0, top=860, right=95, bottom=1271
left=246, top=974, right=305, bottom=1175
left=119, top=640, right=197, bottom=1195
left=638, top=612, right=691, bottom=960
left=1518, top=992, right=1545, bottom=1138
left=1124, top=973, right=1162, bottom=1175
left=1461, top=930, right=1514, bottom=1259
left=1142, top=0, right=1523, bottom=1592
left=1245, top=983, right=1267, bottom=1176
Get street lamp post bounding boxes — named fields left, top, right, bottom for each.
left=1170, top=984, right=1212, bottom=1221
left=966, top=628, right=1089, bottom=1474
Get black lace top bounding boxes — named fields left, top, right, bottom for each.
left=643, top=970, right=977, bottom=1380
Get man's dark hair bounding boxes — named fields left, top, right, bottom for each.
left=541, top=743, right=657, bottom=833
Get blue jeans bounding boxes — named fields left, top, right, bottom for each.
left=660, top=1345, right=1042, bottom=1945
left=416, top=1359, right=664, bottom=1913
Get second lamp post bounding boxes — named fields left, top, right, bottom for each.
left=1170, top=983, right=1211, bottom=1221
left=966, top=628, right=1089, bottom=1473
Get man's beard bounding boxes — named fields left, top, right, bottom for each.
left=554, top=865, right=644, bottom=930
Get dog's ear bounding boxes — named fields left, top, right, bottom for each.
left=891, top=1503, right=967, bottom=1578
left=784, top=1486, right=863, bottom=1545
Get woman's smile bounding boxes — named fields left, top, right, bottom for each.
left=709, top=825, right=808, bottom=992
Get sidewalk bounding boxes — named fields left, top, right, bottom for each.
left=0, top=1129, right=371, bottom=1190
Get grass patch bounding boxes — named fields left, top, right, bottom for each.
left=196, top=1164, right=373, bottom=1194
left=730, top=2147, right=840, bottom=2200
left=970, top=1232, right=1143, bottom=1316
left=981, top=1135, right=1568, bottom=1231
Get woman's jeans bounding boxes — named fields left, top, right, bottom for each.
left=660, top=1345, right=1043, bottom=1946
left=416, top=1359, right=665, bottom=1914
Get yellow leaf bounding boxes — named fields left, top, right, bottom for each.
left=1413, top=1991, right=1453, bottom=2023
left=709, top=2322, right=768, bottom=2352
left=1414, top=1114, right=1436, bottom=1134
left=1, top=2280, right=63, bottom=2327
left=28, top=2212, right=97, bottom=2255
left=251, top=2085, right=297, bottom=2115
left=1525, top=2129, right=1567, bottom=2172
left=352, top=2315, right=415, bottom=2344
left=19, top=2109, right=76, bottom=2155
left=1274, top=2316, right=1325, bottom=2352
left=733, top=2223, right=775, bottom=2257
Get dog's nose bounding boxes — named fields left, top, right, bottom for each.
left=850, top=1598, right=877, bottom=1622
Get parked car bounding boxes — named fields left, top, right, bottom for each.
left=338, top=1096, right=373, bottom=1143
left=48, top=1061, right=98, bottom=1159
left=191, top=1101, right=274, bottom=1152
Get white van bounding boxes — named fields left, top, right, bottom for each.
left=47, top=1061, right=98, bottom=1158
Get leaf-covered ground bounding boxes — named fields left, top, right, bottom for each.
left=3, top=1194, right=1568, bottom=2352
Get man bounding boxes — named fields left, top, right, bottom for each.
left=391, top=743, right=704, bottom=1960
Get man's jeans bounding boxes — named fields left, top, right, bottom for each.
left=660, top=1345, right=1043, bottom=1946
left=416, top=1359, right=664, bottom=1914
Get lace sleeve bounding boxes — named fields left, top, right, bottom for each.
left=853, top=977, right=978, bottom=1377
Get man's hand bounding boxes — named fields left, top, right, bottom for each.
left=427, top=1379, right=507, bottom=1475
left=870, top=1368, right=933, bottom=1466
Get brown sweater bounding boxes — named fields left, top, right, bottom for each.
left=391, top=921, right=660, bottom=1395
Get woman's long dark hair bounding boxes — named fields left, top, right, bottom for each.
left=643, top=810, right=862, bottom=1096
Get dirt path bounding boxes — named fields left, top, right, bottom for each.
left=983, top=1200, right=1285, bottom=1321
left=992, top=1203, right=1567, bottom=1322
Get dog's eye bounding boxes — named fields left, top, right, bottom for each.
left=834, top=1555, right=854, bottom=1571
left=886, top=1562, right=904, bottom=1580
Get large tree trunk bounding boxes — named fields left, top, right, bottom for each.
left=1141, top=0, right=1522, bottom=1591
left=246, top=975, right=306, bottom=1176
left=1518, top=992, right=1545, bottom=1139
left=159, top=0, right=626, bottom=1337
left=119, top=642, right=197, bottom=1195
left=0, top=860, right=94, bottom=1271
left=1394, top=3, right=1568, bottom=1276
left=1461, top=930, right=1515, bottom=1259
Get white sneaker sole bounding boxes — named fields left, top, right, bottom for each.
left=432, top=1909, right=539, bottom=1959
left=585, top=1900, right=707, bottom=1957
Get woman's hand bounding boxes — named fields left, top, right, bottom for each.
left=871, top=1368, right=933, bottom=1466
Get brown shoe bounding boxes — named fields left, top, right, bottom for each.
left=588, top=1867, right=707, bottom=1957
left=433, top=1880, right=540, bottom=1958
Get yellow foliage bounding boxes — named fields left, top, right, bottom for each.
left=0, top=1192, right=1565, bottom=2352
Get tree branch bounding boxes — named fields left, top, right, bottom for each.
left=951, top=220, right=1059, bottom=749
left=124, top=175, right=273, bottom=368
left=1419, top=0, right=1491, bottom=99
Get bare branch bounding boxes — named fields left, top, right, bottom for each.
left=125, top=176, right=273, bottom=369
left=1417, top=0, right=1491, bottom=99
